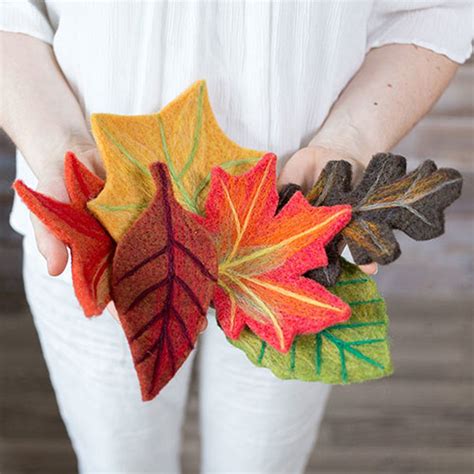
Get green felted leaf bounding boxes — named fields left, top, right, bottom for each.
left=229, top=259, right=392, bottom=384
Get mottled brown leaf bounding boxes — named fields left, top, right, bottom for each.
left=307, top=153, right=463, bottom=268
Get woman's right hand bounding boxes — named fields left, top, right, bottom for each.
left=0, top=32, right=105, bottom=275
left=31, top=143, right=123, bottom=322
left=31, top=145, right=104, bottom=276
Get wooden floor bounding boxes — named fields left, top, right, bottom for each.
left=1, top=63, right=473, bottom=473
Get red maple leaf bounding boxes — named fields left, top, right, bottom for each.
left=202, top=153, right=353, bottom=352
left=13, top=152, right=114, bottom=316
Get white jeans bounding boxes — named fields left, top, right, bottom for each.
left=22, top=237, right=330, bottom=474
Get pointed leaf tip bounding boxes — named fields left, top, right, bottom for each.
left=64, top=151, right=104, bottom=205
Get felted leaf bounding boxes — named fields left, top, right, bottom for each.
left=229, top=259, right=392, bottom=384
left=278, top=184, right=342, bottom=287
left=112, top=162, right=217, bottom=401
left=88, top=80, right=265, bottom=241
left=201, top=153, right=353, bottom=353
left=307, top=153, right=463, bottom=266
left=276, top=183, right=302, bottom=214
left=13, top=152, right=114, bottom=316
left=304, top=239, right=343, bottom=287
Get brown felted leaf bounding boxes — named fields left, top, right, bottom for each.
left=307, top=153, right=463, bottom=266
left=112, top=162, right=217, bottom=401
left=304, top=238, right=342, bottom=287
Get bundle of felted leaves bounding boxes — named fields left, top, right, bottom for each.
left=14, top=81, right=462, bottom=401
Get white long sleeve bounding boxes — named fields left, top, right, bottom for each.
left=0, top=0, right=54, bottom=44
left=368, top=1, right=473, bottom=63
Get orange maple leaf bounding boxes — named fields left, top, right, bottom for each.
left=202, top=153, right=353, bottom=352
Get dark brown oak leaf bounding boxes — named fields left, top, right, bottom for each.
left=304, top=238, right=343, bottom=287
left=280, top=154, right=463, bottom=286
left=276, top=183, right=302, bottom=214
left=112, top=162, right=217, bottom=401
left=306, top=153, right=463, bottom=274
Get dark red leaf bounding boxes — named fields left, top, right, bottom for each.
left=112, top=162, right=217, bottom=401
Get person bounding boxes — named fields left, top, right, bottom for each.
left=0, top=1, right=472, bottom=473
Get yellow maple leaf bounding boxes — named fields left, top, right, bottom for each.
left=87, top=81, right=264, bottom=240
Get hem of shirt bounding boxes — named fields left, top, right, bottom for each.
left=367, top=38, right=473, bottom=64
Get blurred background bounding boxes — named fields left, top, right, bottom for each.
left=0, top=58, right=473, bottom=473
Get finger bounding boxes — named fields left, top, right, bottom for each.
left=278, top=167, right=315, bottom=193
left=277, top=150, right=319, bottom=192
left=106, top=301, right=120, bottom=323
left=31, top=214, right=68, bottom=276
left=359, top=262, right=378, bottom=275
left=79, top=148, right=106, bottom=180
left=278, top=165, right=304, bottom=187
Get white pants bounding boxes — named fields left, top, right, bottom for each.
left=22, top=237, right=330, bottom=474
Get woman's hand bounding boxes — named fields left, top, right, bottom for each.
left=278, top=145, right=378, bottom=276
left=278, top=44, right=459, bottom=277
left=32, top=144, right=104, bottom=276
left=31, top=141, right=124, bottom=322
left=0, top=33, right=122, bottom=318
left=0, top=33, right=106, bottom=275
left=278, top=145, right=366, bottom=193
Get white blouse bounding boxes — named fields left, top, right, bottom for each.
left=1, top=0, right=473, bottom=242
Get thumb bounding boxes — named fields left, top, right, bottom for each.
left=31, top=214, right=69, bottom=276
left=31, top=176, right=69, bottom=276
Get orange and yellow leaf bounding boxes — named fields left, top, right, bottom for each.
left=202, top=153, right=353, bottom=352
left=88, top=81, right=264, bottom=240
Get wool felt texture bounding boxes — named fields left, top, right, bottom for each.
left=112, top=162, right=218, bottom=401
left=14, top=152, right=114, bottom=316
left=201, top=153, right=353, bottom=353
left=306, top=153, right=463, bottom=266
left=276, top=183, right=302, bottom=214
left=229, top=258, right=392, bottom=384
left=281, top=154, right=463, bottom=286
left=87, top=80, right=265, bottom=241
left=278, top=184, right=343, bottom=287
left=305, top=239, right=343, bottom=288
